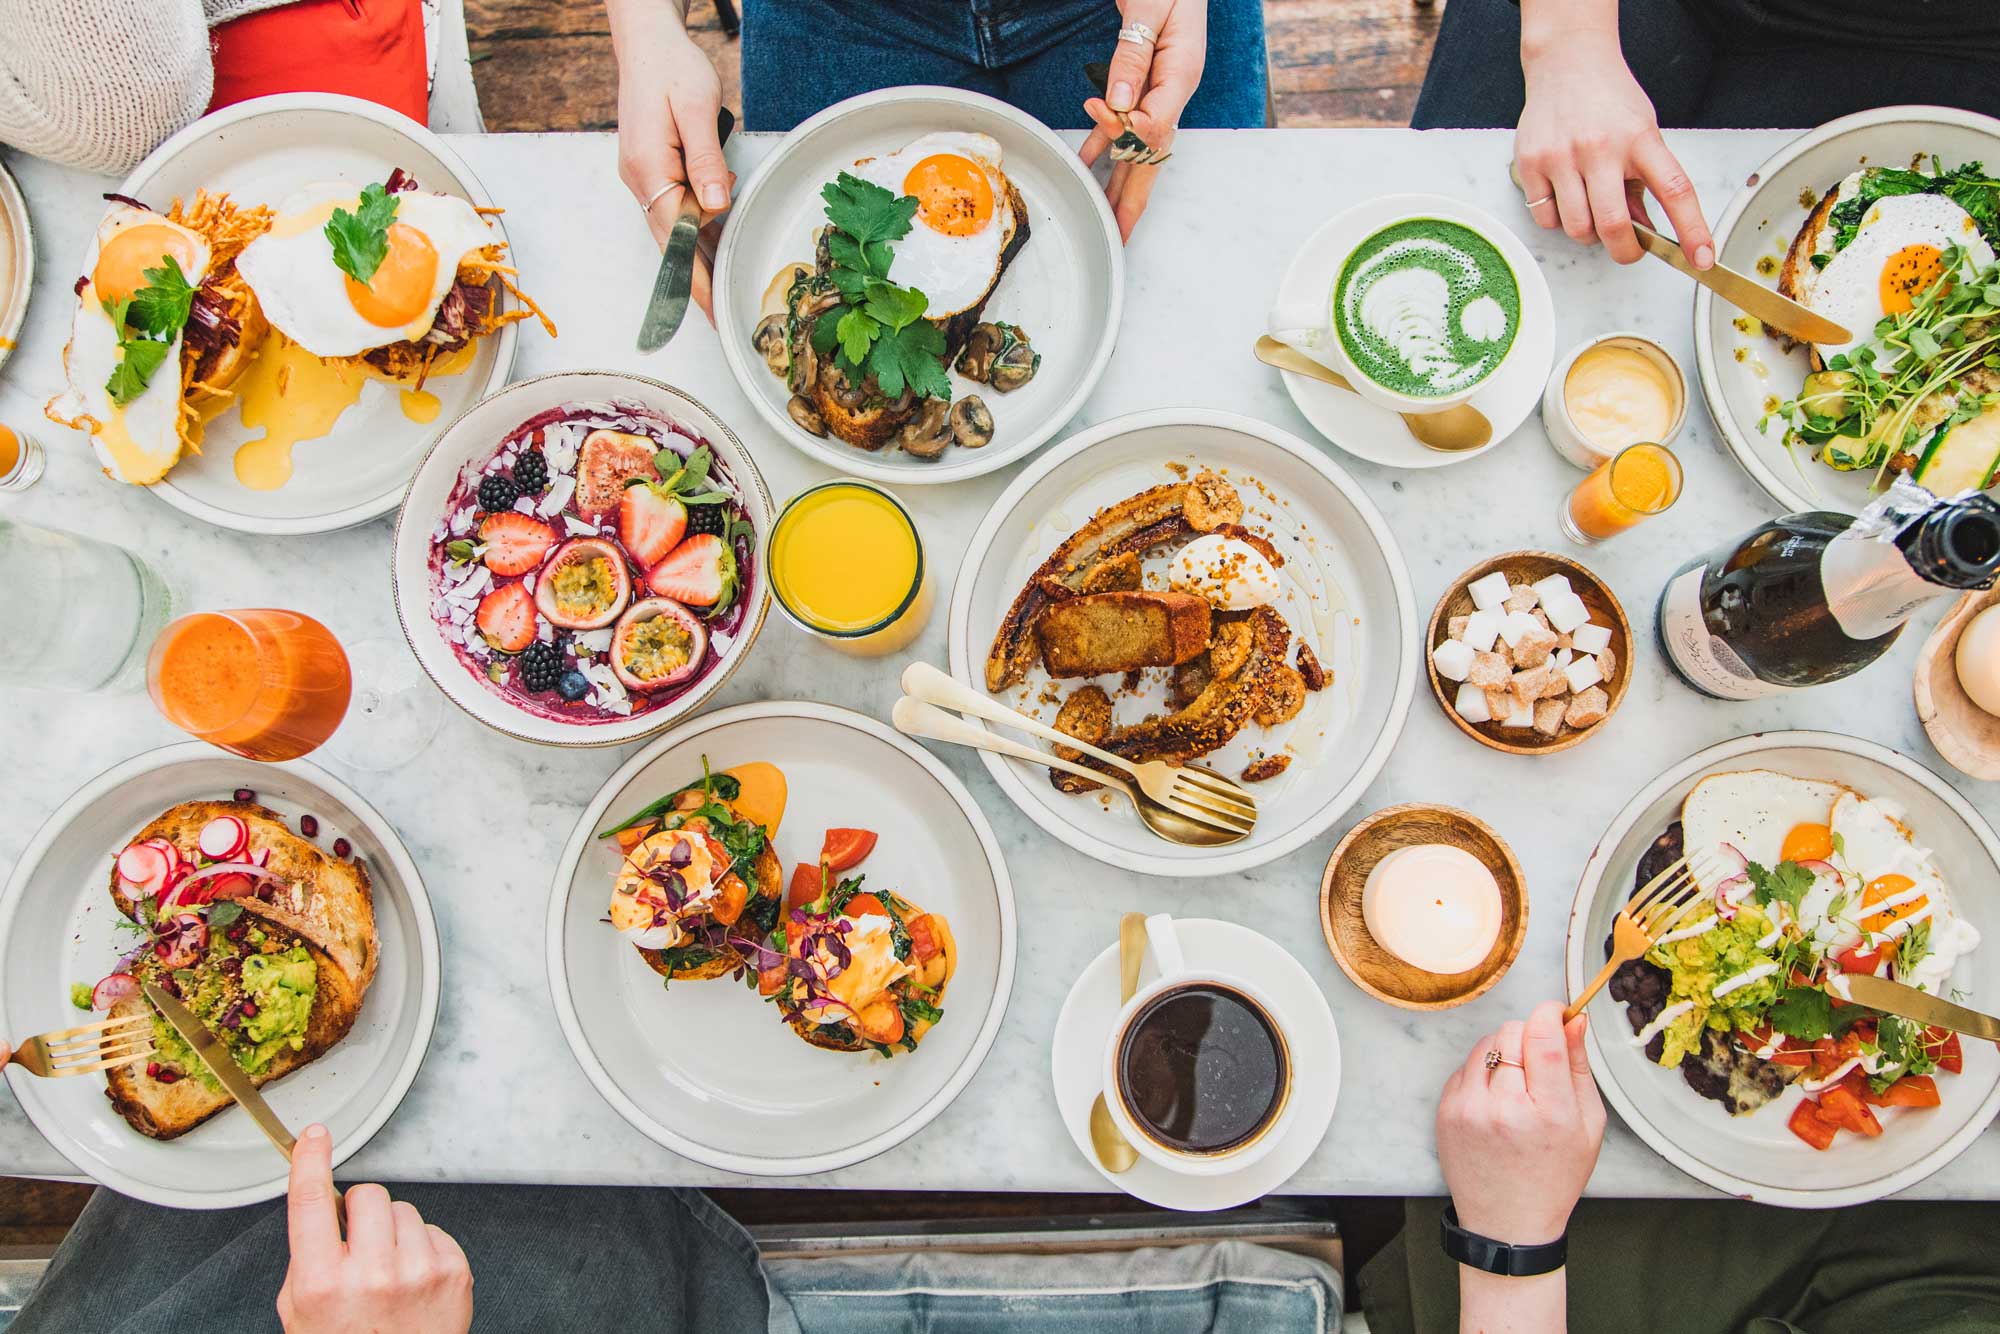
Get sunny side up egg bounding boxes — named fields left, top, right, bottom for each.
left=1805, top=192, right=1997, bottom=366
left=850, top=132, right=1014, bottom=318
left=1680, top=769, right=1847, bottom=891
left=235, top=184, right=497, bottom=359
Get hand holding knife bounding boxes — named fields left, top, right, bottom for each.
left=636, top=107, right=737, bottom=352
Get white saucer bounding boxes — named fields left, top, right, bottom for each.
left=1049, top=918, right=1339, bottom=1211
left=1268, top=195, right=1555, bottom=470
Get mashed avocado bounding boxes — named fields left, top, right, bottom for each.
left=70, top=983, right=94, bottom=1011
left=1645, top=907, right=1783, bottom=1067
left=147, top=940, right=317, bottom=1091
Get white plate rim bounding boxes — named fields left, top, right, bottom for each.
left=945, top=405, right=1418, bottom=878
left=1693, top=104, right=2000, bottom=517
left=387, top=369, right=774, bottom=749
left=112, top=92, right=520, bottom=536
left=543, top=699, right=1018, bottom=1176
left=1564, top=728, right=2000, bottom=1208
left=0, top=742, right=442, bottom=1209
left=711, top=84, right=1124, bottom=485
left=0, top=156, right=30, bottom=378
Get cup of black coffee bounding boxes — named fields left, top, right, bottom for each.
left=1101, top=915, right=1296, bottom=1175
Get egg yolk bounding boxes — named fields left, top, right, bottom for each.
left=903, top=153, right=993, bottom=237
left=1879, top=243, right=1947, bottom=314
left=344, top=223, right=439, bottom=328
left=1780, top=822, right=1834, bottom=864
left=1860, top=873, right=1926, bottom=933
left=94, top=224, right=201, bottom=307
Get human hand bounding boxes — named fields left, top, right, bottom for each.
left=1080, top=0, right=1206, bottom=241
left=1436, top=1001, right=1605, bottom=1247
left=1514, top=34, right=1711, bottom=268
left=277, top=1124, right=472, bottom=1334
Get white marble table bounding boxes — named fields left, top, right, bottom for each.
left=4, top=127, right=1997, bottom=1201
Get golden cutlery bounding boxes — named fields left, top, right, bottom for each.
left=9, top=1013, right=153, bottom=1078
left=1082, top=62, right=1171, bottom=165
left=1254, top=336, right=1492, bottom=452
left=1565, top=853, right=1722, bottom=1022
left=1629, top=220, right=1850, bottom=346
left=1843, top=974, right=2000, bottom=1043
left=1089, top=912, right=1147, bottom=1174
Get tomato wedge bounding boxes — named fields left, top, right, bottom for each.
left=613, top=823, right=653, bottom=852
left=1860, top=1074, right=1941, bottom=1108
left=785, top=863, right=823, bottom=916
left=1926, top=1028, right=1965, bottom=1076
left=1818, top=1085, right=1884, bottom=1138
left=820, top=828, right=878, bottom=873
left=1788, top=1098, right=1839, bottom=1151
left=1835, top=941, right=1893, bottom=975
left=906, top=914, right=941, bottom=962
left=842, top=892, right=889, bottom=922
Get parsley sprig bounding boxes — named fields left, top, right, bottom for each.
left=325, top=182, right=400, bottom=286
left=102, top=255, right=196, bottom=406
left=809, top=173, right=951, bottom=401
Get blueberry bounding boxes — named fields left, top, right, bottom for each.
left=556, top=670, right=590, bottom=702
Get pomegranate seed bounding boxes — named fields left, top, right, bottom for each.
left=158, top=1069, right=179, bottom=1084
left=299, top=814, right=319, bottom=838
left=333, top=837, right=352, bottom=858
left=227, top=924, right=247, bottom=941
left=241, top=1001, right=258, bottom=1018
left=161, top=977, right=181, bottom=998
left=146, top=1061, right=160, bottom=1078
left=233, top=788, right=254, bottom=803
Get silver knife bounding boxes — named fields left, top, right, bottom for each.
left=1631, top=219, right=1851, bottom=347
left=1843, top=973, right=2000, bottom=1043
left=636, top=107, right=736, bottom=353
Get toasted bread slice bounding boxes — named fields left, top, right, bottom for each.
left=1035, top=591, right=1212, bottom=678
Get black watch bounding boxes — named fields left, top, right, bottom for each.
left=1439, top=1204, right=1568, bottom=1277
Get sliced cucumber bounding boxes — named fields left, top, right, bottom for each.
left=1914, top=400, right=2000, bottom=495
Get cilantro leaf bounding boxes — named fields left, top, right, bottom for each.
left=836, top=307, right=879, bottom=366
left=866, top=321, right=949, bottom=401
left=126, top=255, right=196, bottom=336
left=821, top=173, right=916, bottom=254
left=1747, top=859, right=1814, bottom=919
left=1766, top=985, right=1834, bottom=1042
left=861, top=277, right=928, bottom=331
left=324, top=182, right=400, bottom=285
left=105, top=337, right=173, bottom=406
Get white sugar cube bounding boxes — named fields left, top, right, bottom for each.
left=1543, top=593, right=1591, bottom=634
left=1462, top=610, right=1501, bottom=653
left=1501, top=698, right=1535, bottom=728
left=1467, top=571, right=1513, bottom=613
left=1571, top=621, right=1613, bottom=655
left=1432, top=638, right=1477, bottom=682
left=1453, top=682, right=1493, bottom=724
left=1497, top=610, right=1542, bottom=648
left=1564, top=654, right=1605, bottom=693
left=1554, top=647, right=1574, bottom=670
left=1530, top=574, right=1573, bottom=607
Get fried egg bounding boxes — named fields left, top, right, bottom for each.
left=1805, top=191, right=1996, bottom=366
left=235, top=183, right=497, bottom=358
left=49, top=204, right=212, bottom=484
left=1826, top=790, right=1981, bottom=991
left=1681, top=770, right=1846, bottom=891
left=851, top=132, right=1014, bottom=318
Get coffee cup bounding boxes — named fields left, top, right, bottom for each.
left=1100, top=915, right=1296, bottom=1177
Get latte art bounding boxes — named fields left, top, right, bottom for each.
left=1333, top=219, right=1520, bottom=399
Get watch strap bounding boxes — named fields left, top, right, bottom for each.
left=1439, top=1204, right=1568, bottom=1277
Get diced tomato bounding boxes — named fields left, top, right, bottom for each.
left=1835, top=941, right=1893, bottom=975
left=710, top=873, right=748, bottom=926
left=1788, top=1098, right=1840, bottom=1151
left=785, top=863, right=822, bottom=916
left=1818, top=1085, right=1883, bottom=1138
left=906, top=914, right=941, bottom=962
left=757, top=962, right=788, bottom=997
left=842, top=893, right=889, bottom=922
left=853, top=1000, right=905, bottom=1046
left=1925, top=1028, right=1964, bottom=1076
left=1767, top=1049, right=1816, bottom=1068
left=1860, top=1074, right=1941, bottom=1109
left=613, top=824, right=652, bottom=852
left=820, top=828, right=878, bottom=873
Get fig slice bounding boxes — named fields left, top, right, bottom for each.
left=611, top=597, right=708, bottom=693
left=535, top=538, right=632, bottom=630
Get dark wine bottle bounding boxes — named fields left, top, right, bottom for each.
left=1658, top=478, right=2000, bottom=699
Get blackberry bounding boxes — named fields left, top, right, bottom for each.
left=518, top=641, right=563, bottom=692
left=512, top=449, right=549, bottom=494
left=684, top=504, right=728, bottom=538
left=478, top=473, right=519, bottom=512
left=556, top=669, right=590, bottom=702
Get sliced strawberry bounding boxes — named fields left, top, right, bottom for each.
left=619, top=484, right=687, bottom=568
left=476, top=581, right=539, bottom=652
left=479, top=512, right=558, bottom=577
left=646, top=534, right=736, bottom=608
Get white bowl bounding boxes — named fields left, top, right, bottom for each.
left=712, top=86, right=1122, bottom=485
left=0, top=157, right=30, bottom=378
left=390, top=370, right=773, bottom=748
left=545, top=701, right=1016, bottom=1176
left=0, top=744, right=439, bottom=1209
left=110, top=93, right=523, bottom=535
left=946, top=407, right=1417, bottom=878
left=1566, top=731, right=2000, bottom=1208
left=1695, top=105, right=2000, bottom=516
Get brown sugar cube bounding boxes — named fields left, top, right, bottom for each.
left=1538, top=668, right=1571, bottom=700
left=1511, top=624, right=1559, bottom=669
left=1533, top=698, right=1567, bottom=737
left=1467, top=649, right=1512, bottom=688
left=1555, top=630, right=1574, bottom=651
left=1530, top=608, right=1552, bottom=630
left=1509, top=662, right=1555, bottom=711
left=1564, top=685, right=1610, bottom=729
left=1448, top=614, right=1470, bottom=640
left=1483, top=687, right=1513, bottom=718
left=1503, top=584, right=1539, bottom=614
left=1596, top=645, right=1618, bottom=681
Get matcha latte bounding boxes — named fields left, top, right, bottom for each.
left=1332, top=218, right=1520, bottom=399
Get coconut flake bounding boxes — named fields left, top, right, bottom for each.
left=539, top=475, right=576, bottom=517
left=513, top=496, right=537, bottom=515
left=575, top=628, right=614, bottom=653
left=449, top=506, right=475, bottom=537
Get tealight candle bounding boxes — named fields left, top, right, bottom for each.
left=1361, top=844, right=1503, bottom=975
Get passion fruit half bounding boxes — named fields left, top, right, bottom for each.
left=536, top=537, right=631, bottom=630
left=611, top=597, right=708, bottom=692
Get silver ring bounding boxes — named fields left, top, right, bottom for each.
left=641, top=183, right=676, bottom=214
left=1523, top=193, right=1555, bottom=210
left=1484, top=1049, right=1523, bottom=1072
left=1118, top=21, right=1157, bottom=46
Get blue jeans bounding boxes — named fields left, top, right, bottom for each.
left=741, top=0, right=1267, bottom=132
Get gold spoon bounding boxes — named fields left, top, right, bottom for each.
left=1254, top=335, right=1493, bottom=452
left=1088, top=912, right=1147, bottom=1174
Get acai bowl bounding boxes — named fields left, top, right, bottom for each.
left=393, top=373, right=772, bottom=746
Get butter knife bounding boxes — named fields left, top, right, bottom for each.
left=1630, top=219, right=1850, bottom=346
left=636, top=107, right=736, bottom=353
left=143, top=981, right=304, bottom=1155
left=1842, top=973, right=2000, bottom=1043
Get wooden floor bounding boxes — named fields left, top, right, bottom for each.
left=467, top=0, right=1444, bottom=133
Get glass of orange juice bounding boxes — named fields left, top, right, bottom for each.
left=0, top=420, right=45, bottom=492
left=767, top=480, right=932, bottom=657
left=1560, top=442, right=1683, bottom=544
left=148, top=611, right=353, bottom=762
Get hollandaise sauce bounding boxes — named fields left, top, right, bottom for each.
left=232, top=338, right=466, bottom=490
left=768, top=480, right=930, bottom=656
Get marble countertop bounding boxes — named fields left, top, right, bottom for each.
left=4, top=127, right=1998, bottom=1201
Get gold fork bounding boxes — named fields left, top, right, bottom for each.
left=1082, top=62, right=1173, bottom=166
left=11, top=1014, right=154, bottom=1078
left=1564, top=853, right=1723, bottom=1022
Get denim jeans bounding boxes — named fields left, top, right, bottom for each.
left=741, top=0, right=1267, bottom=132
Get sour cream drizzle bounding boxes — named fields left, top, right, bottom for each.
left=1655, top=915, right=1719, bottom=946
left=1712, top=962, right=1781, bottom=999
left=1631, top=1000, right=1696, bottom=1047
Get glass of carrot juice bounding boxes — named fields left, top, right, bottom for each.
left=1559, top=442, right=1683, bottom=544
left=148, top=610, right=352, bottom=762
left=767, top=480, right=932, bottom=657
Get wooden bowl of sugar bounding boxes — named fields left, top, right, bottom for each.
left=1425, top=550, right=1632, bottom=756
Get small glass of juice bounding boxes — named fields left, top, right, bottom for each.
left=148, top=610, right=353, bottom=761
left=1560, top=442, right=1683, bottom=544
left=0, top=420, right=45, bottom=492
left=767, top=480, right=931, bottom=657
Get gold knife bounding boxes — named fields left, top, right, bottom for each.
left=1843, top=973, right=2000, bottom=1043
left=143, top=982, right=302, bottom=1154
left=1630, top=219, right=1851, bottom=346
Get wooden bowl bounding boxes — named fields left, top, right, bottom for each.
left=1319, top=803, right=1528, bottom=1010
left=1425, top=550, right=1632, bottom=756
left=1915, top=588, right=2000, bottom=781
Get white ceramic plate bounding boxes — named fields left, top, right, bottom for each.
left=0, top=744, right=439, bottom=1209
left=947, top=408, right=1416, bottom=877
left=547, top=701, right=1016, bottom=1176
left=108, top=93, right=521, bottom=534
left=712, top=86, right=1122, bottom=485
left=1566, top=731, right=2000, bottom=1208
left=1269, top=193, right=1555, bottom=469
left=0, top=157, right=30, bottom=377
left=390, top=370, right=772, bottom=747
left=1695, top=106, right=2000, bottom=516
left=1049, top=918, right=1338, bottom=1211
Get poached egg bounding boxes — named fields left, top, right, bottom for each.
left=608, top=826, right=729, bottom=950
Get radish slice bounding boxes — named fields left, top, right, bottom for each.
left=154, top=914, right=208, bottom=970
left=91, top=973, right=140, bottom=1010
left=197, top=816, right=247, bottom=862
left=116, top=843, right=170, bottom=895
left=1715, top=843, right=1748, bottom=874
left=252, top=847, right=271, bottom=868
left=1797, top=858, right=1839, bottom=879
left=163, top=862, right=283, bottom=909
